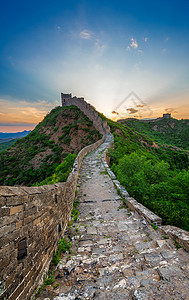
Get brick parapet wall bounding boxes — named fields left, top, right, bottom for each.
left=102, top=134, right=189, bottom=251
left=62, top=97, right=110, bottom=135
left=0, top=136, right=105, bottom=300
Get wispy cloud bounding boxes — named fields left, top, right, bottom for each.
left=80, top=30, right=91, bottom=40
left=130, top=38, right=138, bottom=48
left=126, top=38, right=139, bottom=51
left=144, top=37, right=148, bottom=42
left=79, top=30, right=106, bottom=56
left=127, top=108, right=138, bottom=114
left=136, top=104, right=145, bottom=108
left=165, top=107, right=178, bottom=114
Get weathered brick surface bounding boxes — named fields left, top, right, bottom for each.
left=10, top=204, right=24, bottom=216
left=0, top=133, right=105, bottom=299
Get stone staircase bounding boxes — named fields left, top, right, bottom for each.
left=39, top=137, right=189, bottom=300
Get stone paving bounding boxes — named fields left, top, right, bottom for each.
left=46, top=138, right=189, bottom=299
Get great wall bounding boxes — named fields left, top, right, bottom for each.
left=0, top=94, right=189, bottom=299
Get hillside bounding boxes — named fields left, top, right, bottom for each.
left=99, top=113, right=189, bottom=231
left=118, top=117, right=189, bottom=150
left=0, top=106, right=101, bottom=186
left=0, top=139, right=18, bottom=152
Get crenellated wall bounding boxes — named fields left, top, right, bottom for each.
left=62, top=96, right=110, bottom=135
left=0, top=133, right=105, bottom=299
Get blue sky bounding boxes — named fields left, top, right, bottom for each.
left=0, top=0, right=189, bottom=131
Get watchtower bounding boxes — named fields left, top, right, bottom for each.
left=163, top=113, right=171, bottom=119
left=61, top=93, right=72, bottom=105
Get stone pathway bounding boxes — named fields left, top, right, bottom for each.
left=44, top=138, right=189, bottom=299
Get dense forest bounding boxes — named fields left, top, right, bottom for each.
left=100, top=114, right=189, bottom=231
left=0, top=106, right=101, bottom=186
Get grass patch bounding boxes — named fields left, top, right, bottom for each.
left=71, top=199, right=80, bottom=222
left=151, top=223, right=158, bottom=230
left=174, top=240, right=183, bottom=250
left=51, top=237, right=72, bottom=266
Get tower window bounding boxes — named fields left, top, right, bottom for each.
left=17, top=238, right=27, bottom=260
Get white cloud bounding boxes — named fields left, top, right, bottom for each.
left=130, top=38, right=138, bottom=49
left=80, top=30, right=91, bottom=40
left=126, top=38, right=139, bottom=51
left=79, top=31, right=105, bottom=55
left=144, top=37, right=148, bottom=42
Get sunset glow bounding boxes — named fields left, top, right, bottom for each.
left=0, top=0, right=189, bottom=132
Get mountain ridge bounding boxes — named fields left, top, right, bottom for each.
left=0, top=130, right=31, bottom=140
left=118, top=117, right=189, bottom=150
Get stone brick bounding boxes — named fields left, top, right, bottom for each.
left=3, top=228, right=22, bottom=246
left=0, top=207, right=10, bottom=217
left=5, top=270, right=16, bottom=289
left=6, top=195, right=29, bottom=206
left=16, top=220, right=23, bottom=229
left=0, top=187, right=15, bottom=196
left=0, top=224, right=15, bottom=238
left=0, top=256, right=10, bottom=272
left=21, top=186, right=44, bottom=194
left=0, top=196, right=6, bottom=207
left=23, top=206, right=37, bottom=218
left=6, top=186, right=27, bottom=196
left=8, top=279, right=25, bottom=300
left=0, top=214, right=19, bottom=227
left=33, top=216, right=41, bottom=226
left=10, top=205, right=24, bottom=216
left=23, top=214, right=35, bottom=225
left=0, top=280, right=18, bottom=300
left=0, top=242, right=14, bottom=260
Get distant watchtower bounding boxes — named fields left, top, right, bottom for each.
left=163, top=113, right=171, bottom=119
left=61, top=93, right=72, bottom=105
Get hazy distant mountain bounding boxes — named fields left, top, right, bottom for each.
left=0, top=130, right=31, bottom=140
left=0, top=130, right=32, bottom=152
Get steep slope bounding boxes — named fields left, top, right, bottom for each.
left=0, top=106, right=101, bottom=186
left=118, top=117, right=189, bottom=150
